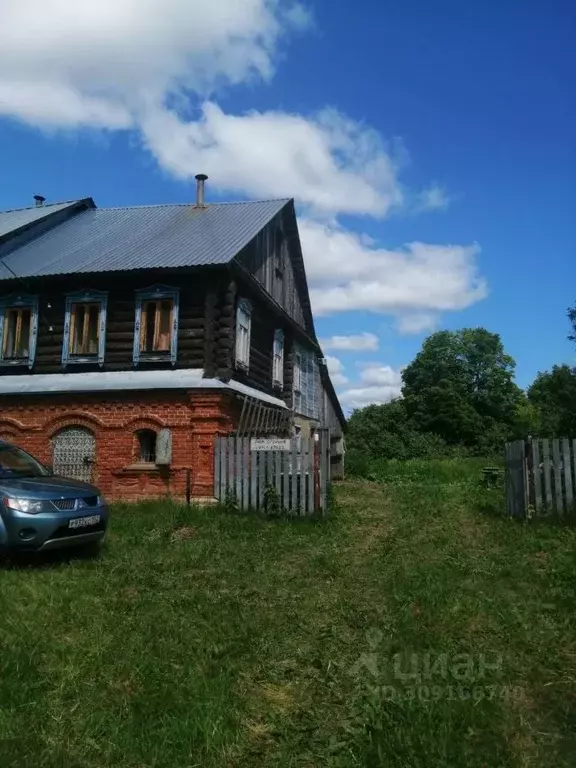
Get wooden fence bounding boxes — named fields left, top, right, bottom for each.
left=214, top=433, right=331, bottom=515
left=505, top=438, right=576, bottom=519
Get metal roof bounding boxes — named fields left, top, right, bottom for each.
left=0, top=199, right=290, bottom=280
left=0, top=201, right=80, bottom=240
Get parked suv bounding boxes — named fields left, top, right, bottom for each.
left=0, top=440, right=109, bottom=554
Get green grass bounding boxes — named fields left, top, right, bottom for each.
left=0, top=462, right=574, bottom=767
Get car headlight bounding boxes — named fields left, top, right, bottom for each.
left=96, top=495, right=107, bottom=507
left=2, top=497, right=52, bottom=515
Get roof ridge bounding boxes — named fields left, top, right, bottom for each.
left=0, top=200, right=79, bottom=215
left=98, top=198, right=292, bottom=211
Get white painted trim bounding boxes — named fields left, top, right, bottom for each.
left=0, top=369, right=287, bottom=409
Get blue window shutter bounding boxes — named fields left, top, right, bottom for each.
left=62, top=295, right=72, bottom=367
left=171, top=290, right=179, bottom=365
left=28, top=301, right=39, bottom=369
left=97, top=294, right=107, bottom=367
left=133, top=296, right=142, bottom=366
left=273, top=329, right=284, bottom=385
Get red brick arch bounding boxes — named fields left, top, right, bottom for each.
left=45, top=414, right=104, bottom=438
left=124, top=416, right=167, bottom=432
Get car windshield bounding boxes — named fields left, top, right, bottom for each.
left=0, top=445, right=49, bottom=479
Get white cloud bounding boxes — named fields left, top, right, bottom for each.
left=0, top=1, right=288, bottom=126
left=320, top=333, right=379, bottom=352
left=339, top=363, right=403, bottom=409
left=325, top=355, right=349, bottom=386
left=359, top=364, right=403, bottom=387
left=301, top=218, right=487, bottom=324
left=416, top=184, right=450, bottom=212
left=0, top=0, right=403, bottom=218
left=395, top=313, right=438, bottom=335
left=141, top=103, right=403, bottom=216
left=0, top=1, right=487, bottom=333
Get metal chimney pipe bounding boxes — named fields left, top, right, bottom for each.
left=34, top=195, right=46, bottom=208
left=195, top=174, right=208, bottom=207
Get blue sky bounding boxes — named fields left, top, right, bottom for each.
left=0, top=0, right=574, bottom=408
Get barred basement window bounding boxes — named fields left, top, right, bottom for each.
left=137, top=430, right=157, bottom=463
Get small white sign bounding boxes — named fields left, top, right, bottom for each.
left=250, top=438, right=291, bottom=452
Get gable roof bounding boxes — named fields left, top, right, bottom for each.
left=0, top=200, right=86, bottom=241
left=0, top=199, right=290, bottom=280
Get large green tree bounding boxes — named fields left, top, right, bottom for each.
left=528, top=364, right=576, bottom=437
left=569, top=302, right=576, bottom=346
left=401, top=328, right=522, bottom=448
left=346, top=399, right=449, bottom=464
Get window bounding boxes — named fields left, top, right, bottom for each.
left=70, top=304, right=100, bottom=356
left=235, top=298, right=252, bottom=369
left=273, top=329, right=284, bottom=387
left=141, top=300, right=173, bottom=353
left=293, top=351, right=302, bottom=392
left=137, top=430, right=157, bottom=463
left=134, top=286, right=179, bottom=365
left=0, top=294, right=38, bottom=368
left=62, top=290, right=107, bottom=366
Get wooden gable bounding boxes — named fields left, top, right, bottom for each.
left=236, top=202, right=315, bottom=337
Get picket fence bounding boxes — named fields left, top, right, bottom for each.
left=214, top=433, right=331, bottom=515
left=505, top=438, right=576, bottom=518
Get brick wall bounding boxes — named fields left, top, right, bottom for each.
left=0, top=390, right=237, bottom=501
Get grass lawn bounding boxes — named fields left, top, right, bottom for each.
left=0, top=460, right=574, bottom=767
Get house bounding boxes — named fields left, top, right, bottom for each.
left=0, top=177, right=345, bottom=501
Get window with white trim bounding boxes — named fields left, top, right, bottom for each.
left=235, top=298, right=252, bottom=369
left=272, top=329, right=284, bottom=387
left=293, top=350, right=302, bottom=412
left=293, top=351, right=302, bottom=392
left=62, top=290, right=107, bottom=366
left=0, top=294, right=39, bottom=369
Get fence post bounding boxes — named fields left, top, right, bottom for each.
left=505, top=440, right=526, bottom=520
left=525, top=439, right=533, bottom=515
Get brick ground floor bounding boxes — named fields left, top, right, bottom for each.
left=0, top=390, right=247, bottom=501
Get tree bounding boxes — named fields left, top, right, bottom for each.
left=401, top=328, right=522, bottom=448
left=528, top=365, right=576, bottom=437
left=346, top=399, right=448, bottom=463
left=569, top=302, right=576, bottom=346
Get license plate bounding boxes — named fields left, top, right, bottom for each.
left=69, top=515, right=101, bottom=529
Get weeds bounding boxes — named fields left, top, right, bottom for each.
left=0, top=464, right=573, bottom=767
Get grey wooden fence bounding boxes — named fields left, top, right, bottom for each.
left=214, top=432, right=331, bottom=515
left=505, top=438, right=576, bottom=518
